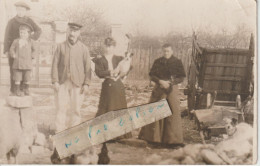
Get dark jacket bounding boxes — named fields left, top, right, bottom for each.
left=138, top=55, right=186, bottom=144
left=10, top=39, right=36, bottom=70
left=51, top=41, right=91, bottom=87
left=4, top=16, right=42, bottom=54
left=149, top=55, right=186, bottom=85
left=93, top=55, right=124, bottom=78
left=94, top=55, right=132, bottom=139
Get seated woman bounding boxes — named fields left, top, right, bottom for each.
left=93, top=37, right=132, bottom=138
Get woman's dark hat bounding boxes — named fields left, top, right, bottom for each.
left=104, top=37, right=116, bottom=47
left=19, top=22, right=33, bottom=32
left=68, top=22, right=83, bottom=30
left=14, top=1, right=30, bottom=10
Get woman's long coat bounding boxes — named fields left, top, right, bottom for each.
left=139, top=55, right=186, bottom=144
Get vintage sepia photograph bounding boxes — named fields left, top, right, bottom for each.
left=0, top=0, right=257, bottom=164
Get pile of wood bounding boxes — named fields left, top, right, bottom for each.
left=145, top=122, right=253, bottom=165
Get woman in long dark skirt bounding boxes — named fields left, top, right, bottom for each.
left=138, top=43, right=186, bottom=147
left=94, top=37, right=131, bottom=125
left=93, top=37, right=132, bottom=164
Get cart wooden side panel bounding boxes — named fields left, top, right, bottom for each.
left=188, top=34, right=254, bottom=110
left=198, top=49, right=251, bottom=108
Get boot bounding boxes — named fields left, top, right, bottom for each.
left=20, top=83, right=25, bottom=96
left=14, top=84, right=21, bottom=96
left=9, top=81, right=16, bottom=96
left=24, top=84, right=30, bottom=96
left=98, top=143, right=110, bottom=164
left=20, top=82, right=24, bottom=92
left=9, top=90, right=15, bottom=96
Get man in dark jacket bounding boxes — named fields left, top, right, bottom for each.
left=51, top=22, right=91, bottom=133
left=4, top=1, right=42, bottom=95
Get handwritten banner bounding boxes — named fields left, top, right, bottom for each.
left=52, top=99, right=172, bottom=159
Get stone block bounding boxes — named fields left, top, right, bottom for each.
left=35, top=132, right=46, bottom=146
left=6, top=96, right=32, bottom=108
left=19, top=145, right=31, bottom=154
left=19, top=107, right=38, bottom=148
left=145, top=154, right=162, bottom=164
left=20, top=107, right=38, bottom=134
left=181, top=156, right=195, bottom=165
left=31, top=145, right=45, bottom=154
left=21, top=132, right=35, bottom=148
left=44, top=136, right=54, bottom=151
left=201, top=149, right=225, bottom=164
left=0, top=158, right=8, bottom=164
left=0, top=102, right=23, bottom=158
left=183, top=144, right=203, bottom=160
left=168, top=148, right=185, bottom=160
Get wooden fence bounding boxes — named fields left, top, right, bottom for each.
left=127, top=46, right=191, bottom=82
left=0, top=41, right=191, bottom=87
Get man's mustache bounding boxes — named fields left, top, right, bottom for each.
left=69, top=35, right=76, bottom=38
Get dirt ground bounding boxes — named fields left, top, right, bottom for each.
left=0, top=79, right=203, bottom=164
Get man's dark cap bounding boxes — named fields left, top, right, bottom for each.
left=104, top=37, right=116, bottom=47
left=19, top=22, right=33, bottom=32
left=15, top=1, right=30, bottom=10
left=68, top=22, right=83, bottom=30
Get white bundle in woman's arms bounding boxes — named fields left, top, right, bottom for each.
left=114, top=52, right=134, bottom=81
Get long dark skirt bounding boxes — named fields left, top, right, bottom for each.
left=96, top=78, right=132, bottom=139
left=138, top=85, right=183, bottom=144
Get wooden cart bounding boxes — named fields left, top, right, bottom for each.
left=185, top=33, right=254, bottom=141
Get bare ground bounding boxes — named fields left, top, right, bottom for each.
left=0, top=80, right=203, bottom=164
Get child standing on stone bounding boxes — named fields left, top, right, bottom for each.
left=10, top=22, right=36, bottom=96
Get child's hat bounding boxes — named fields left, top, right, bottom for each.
left=19, top=22, right=33, bottom=32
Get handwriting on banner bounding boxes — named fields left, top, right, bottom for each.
left=64, top=102, right=165, bottom=148
left=52, top=99, right=172, bottom=159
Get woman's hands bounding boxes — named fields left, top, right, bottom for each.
left=159, top=80, right=171, bottom=89
left=110, top=69, right=119, bottom=77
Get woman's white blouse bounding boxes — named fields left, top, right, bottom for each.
left=105, top=54, right=114, bottom=70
